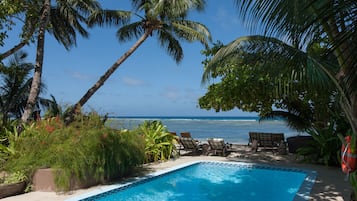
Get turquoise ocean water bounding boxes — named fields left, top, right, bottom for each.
left=107, top=116, right=304, bottom=144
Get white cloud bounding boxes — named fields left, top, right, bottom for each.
left=121, top=77, right=146, bottom=86
left=66, top=70, right=91, bottom=81
left=161, top=87, right=180, bottom=100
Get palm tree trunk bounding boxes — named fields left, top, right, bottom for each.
left=1, top=16, right=36, bottom=60
left=21, top=0, right=50, bottom=123
left=0, top=42, right=28, bottom=60
left=65, top=29, right=152, bottom=124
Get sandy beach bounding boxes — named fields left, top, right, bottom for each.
left=1, top=145, right=350, bottom=201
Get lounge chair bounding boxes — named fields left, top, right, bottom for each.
left=248, top=132, right=286, bottom=153
left=179, top=137, right=201, bottom=155
left=207, top=138, right=230, bottom=156
left=259, top=133, right=274, bottom=149
left=170, top=131, right=183, bottom=154
left=272, top=133, right=285, bottom=146
left=248, top=132, right=259, bottom=146
left=180, top=132, right=192, bottom=138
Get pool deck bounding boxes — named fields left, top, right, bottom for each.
left=1, top=145, right=351, bottom=201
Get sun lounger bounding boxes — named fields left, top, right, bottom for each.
left=248, top=132, right=286, bottom=152
left=180, top=132, right=192, bottom=138
left=179, top=137, right=202, bottom=155
left=207, top=138, right=231, bottom=156
left=170, top=131, right=183, bottom=155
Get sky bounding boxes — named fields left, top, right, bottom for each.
left=3, top=0, right=258, bottom=117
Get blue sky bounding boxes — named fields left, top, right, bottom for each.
left=4, top=0, right=258, bottom=117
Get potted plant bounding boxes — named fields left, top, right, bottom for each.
left=0, top=171, right=28, bottom=198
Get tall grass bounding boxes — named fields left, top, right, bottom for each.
left=3, top=114, right=145, bottom=191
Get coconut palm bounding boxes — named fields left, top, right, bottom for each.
left=10, top=0, right=130, bottom=123
left=203, top=0, right=357, bottom=134
left=0, top=51, right=53, bottom=126
left=65, top=0, right=211, bottom=123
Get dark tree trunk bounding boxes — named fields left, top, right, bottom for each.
left=21, top=0, right=50, bottom=123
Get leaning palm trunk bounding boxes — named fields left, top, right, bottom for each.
left=1, top=42, right=28, bottom=61
left=21, top=0, right=50, bottom=123
left=1, top=13, right=37, bottom=60
left=65, top=28, right=152, bottom=124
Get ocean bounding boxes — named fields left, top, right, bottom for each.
left=107, top=116, right=304, bottom=144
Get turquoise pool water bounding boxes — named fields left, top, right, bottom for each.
left=68, top=161, right=316, bottom=201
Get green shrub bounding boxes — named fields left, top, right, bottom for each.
left=2, top=171, right=27, bottom=184
left=138, top=121, right=178, bottom=162
left=297, top=122, right=341, bottom=166
left=3, top=114, right=146, bottom=191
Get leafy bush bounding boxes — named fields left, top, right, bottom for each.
left=138, top=121, right=178, bottom=162
left=297, top=122, right=341, bottom=166
left=1, top=171, right=27, bottom=184
left=3, top=113, right=146, bottom=191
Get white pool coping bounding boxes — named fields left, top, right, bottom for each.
left=65, top=160, right=317, bottom=201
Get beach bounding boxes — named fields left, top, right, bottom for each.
left=107, top=116, right=304, bottom=144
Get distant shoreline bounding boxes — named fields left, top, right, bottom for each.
left=108, top=116, right=260, bottom=121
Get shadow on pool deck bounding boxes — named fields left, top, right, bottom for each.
left=1, top=144, right=351, bottom=201
left=226, top=145, right=351, bottom=201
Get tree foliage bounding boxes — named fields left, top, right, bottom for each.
left=199, top=37, right=344, bottom=131
left=201, top=0, right=357, bottom=133
left=0, top=51, right=54, bottom=127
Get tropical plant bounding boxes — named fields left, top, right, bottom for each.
left=199, top=40, right=340, bottom=132
left=202, top=0, right=357, bottom=134
left=20, top=0, right=122, bottom=123
left=0, top=1, right=25, bottom=48
left=0, top=122, right=22, bottom=168
left=43, top=95, right=62, bottom=119
left=3, top=112, right=145, bottom=191
left=0, top=51, right=55, bottom=126
left=1, top=171, right=27, bottom=184
left=65, top=0, right=211, bottom=124
left=138, top=120, right=177, bottom=162
left=201, top=0, right=357, bottom=197
left=297, top=121, right=342, bottom=166
left=0, top=1, right=130, bottom=123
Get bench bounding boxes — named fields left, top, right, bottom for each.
left=248, top=132, right=286, bottom=152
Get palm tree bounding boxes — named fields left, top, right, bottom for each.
left=203, top=0, right=357, bottom=134
left=65, top=0, right=211, bottom=123
left=12, top=0, right=130, bottom=123
left=0, top=51, right=53, bottom=126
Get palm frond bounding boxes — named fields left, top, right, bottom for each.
left=87, top=9, right=131, bottom=27
left=49, top=8, right=82, bottom=49
left=157, top=28, right=183, bottom=63
left=172, top=20, right=211, bottom=47
left=116, top=21, right=144, bottom=42
left=260, top=110, right=312, bottom=132
left=203, top=36, right=336, bottom=92
left=152, top=0, right=205, bottom=19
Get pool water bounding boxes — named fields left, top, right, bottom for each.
left=72, top=161, right=316, bottom=201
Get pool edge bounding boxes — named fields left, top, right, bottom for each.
left=65, top=160, right=317, bottom=201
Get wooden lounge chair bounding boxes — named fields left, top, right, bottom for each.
left=180, top=132, right=192, bottom=138
left=207, top=138, right=230, bottom=156
left=272, top=133, right=285, bottom=146
left=179, top=137, right=201, bottom=155
left=170, top=131, right=183, bottom=154
left=248, top=132, right=259, bottom=146
left=248, top=132, right=286, bottom=153
left=259, top=133, right=274, bottom=149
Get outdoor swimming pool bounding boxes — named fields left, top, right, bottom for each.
left=67, top=161, right=316, bottom=201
